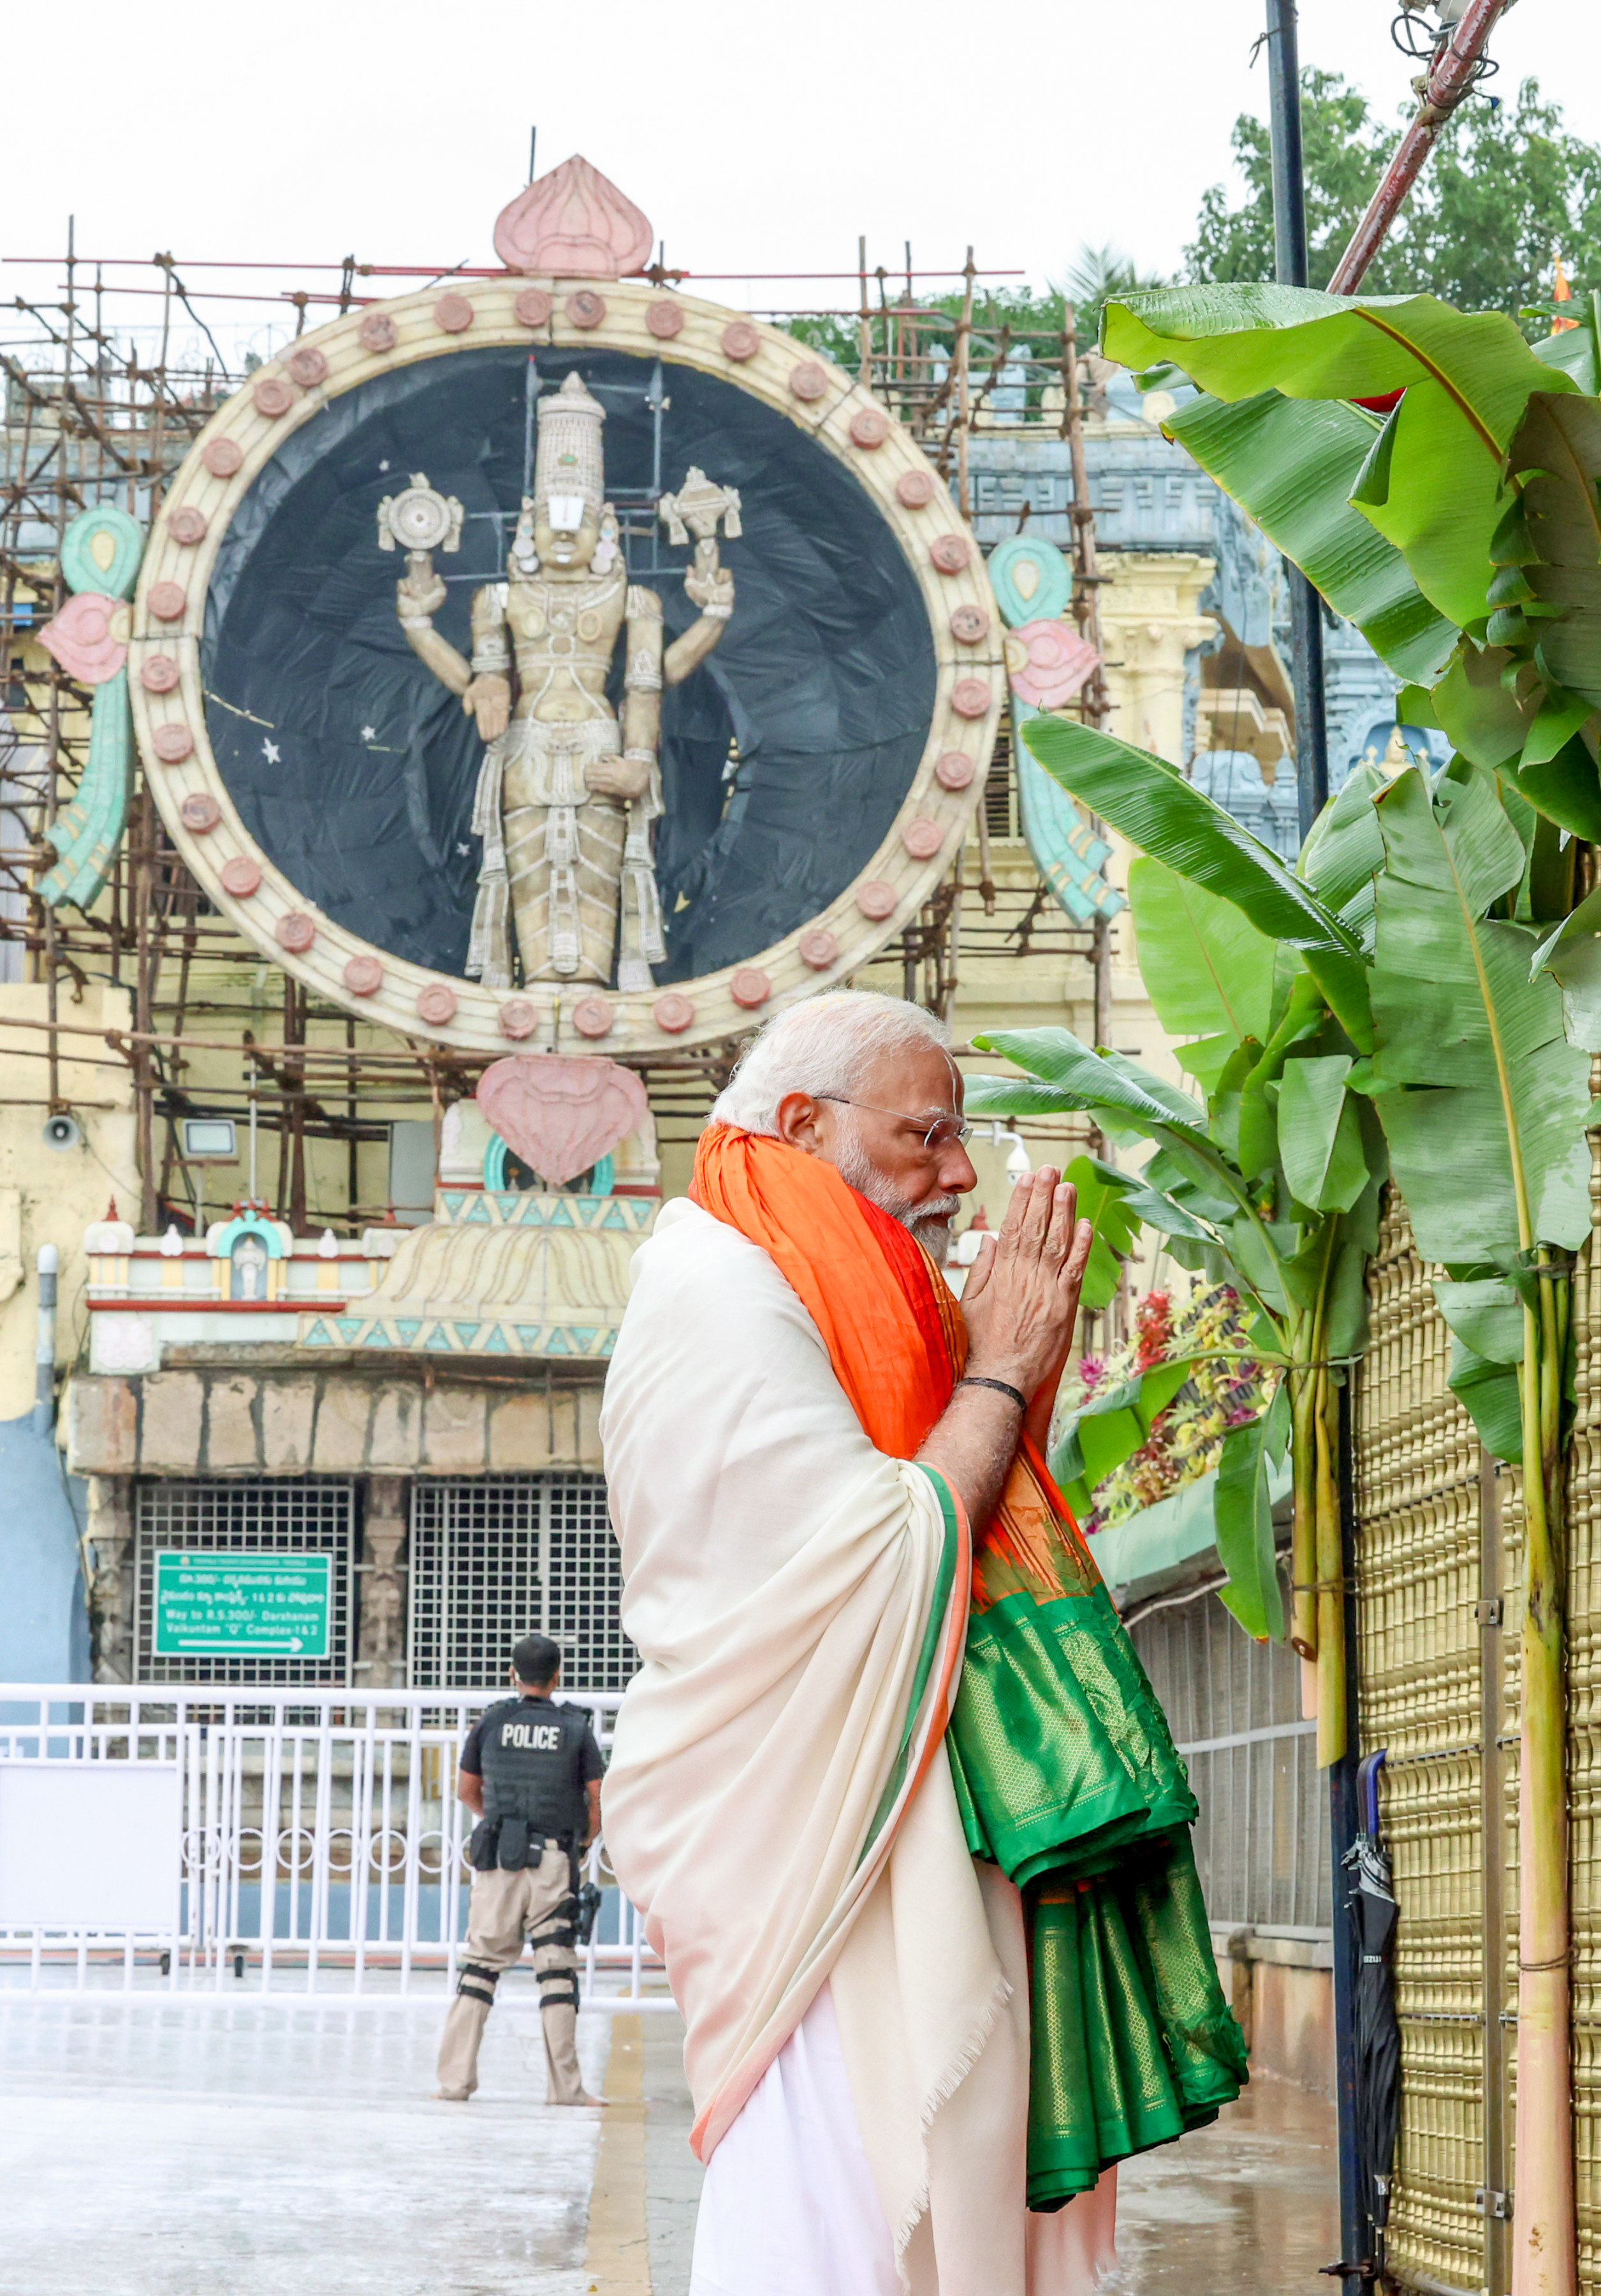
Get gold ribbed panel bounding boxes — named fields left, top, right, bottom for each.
left=1569, top=1105, right=1601, bottom=2290
left=1355, top=1196, right=1492, bottom=2295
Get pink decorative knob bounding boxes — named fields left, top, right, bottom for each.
left=202, top=438, right=244, bottom=478
left=730, top=967, right=771, bottom=1009
left=276, top=911, right=316, bottom=953
left=344, top=955, right=384, bottom=997
left=566, top=291, right=606, bottom=330
left=435, top=293, right=474, bottom=334
left=653, top=992, right=694, bottom=1034
left=359, top=313, right=398, bottom=353
left=149, top=581, right=186, bottom=623
left=950, top=604, right=990, bottom=645
left=221, top=856, right=261, bottom=897
left=513, top=288, right=553, bottom=328
left=571, top=996, right=613, bottom=1037
left=497, top=996, right=539, bottom=1040
left=253, top=376, right=295, bottom=417
left=951, top=678, right=991, bottom=719
left=798, top=929, right=838, bottom=970
left=416, top=982, right=458, bottom=1026
left=167, top=507, right=207, bottom=546
left=179, top=793, right=219, bottom=832
left=153, top=724, right=194, bottom=763
left=856, top=881, right=896, bottom=921
left=721, top=321, right=759, bottom=361
left=902, top=818, right=944, bottom=860
left=935, top=750, right=976, bottom=791
left=140, top=655, right=180, bottom=693
left=288, top=346, right=328, bottom=386
left=646, top=298, right=684, bottom=339
left=849, top=408, right=889, bottom=448
left=896, top=471, right=937, bottom=509
left=789, top=362, right=829, bottom=404
left=930, top=533, right=971, bottom=575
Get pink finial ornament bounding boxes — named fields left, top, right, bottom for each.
left=493, top=155, right=654, bottom=279
left=39, top=594, right=126, bottom=684
left=1005, top=621, right=1102, bottom=710
left=476, top=1054, right=647, bottom=1188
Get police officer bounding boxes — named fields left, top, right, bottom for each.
left=435, top=1633, right=606, bottom=2106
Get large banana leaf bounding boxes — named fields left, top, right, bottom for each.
left=1367, top=761, right=1593, bottom=1265
left=1493, top=392, right=1601, bottom=713
left=1166, top=390, right=1457, bottom=684
left=1277, top=1054, right=1369, bottom=1215
left=1104, top=286, right=1575, bottom=635
left=1213, top=1381, right=1290, bottom=1642
left=1126, top=855, right=1276, bottom=1090
left=1019, top=718, right=1361, bottom=960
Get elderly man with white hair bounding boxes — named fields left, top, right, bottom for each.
left=600, top=991, right=1245, bottom=2296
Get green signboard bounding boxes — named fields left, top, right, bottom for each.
left=152, top=1550, right=333, bottom=1659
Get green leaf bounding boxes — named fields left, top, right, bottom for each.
left=1431, top=641, right=1535, bottom=769
left=1164, top=388, right=1457, bottom=682
left=1127, top=855, right=1276, bottom=1085
left=1299, top=761, right=1388, bottom=947
left=1501, top=392, right=1601, bottom=711
left=1214, top=1381, right=1290, bottom=1642
left=969, top=1029, right=1215, bottom=1152
left=1447, top=1337, right=1524, bottom=1462
left=1433, top=1274, right=1525, bottom=1365
left=1277, top=1056, right=1369, bottom=1214
left=1059, top=1154, right=1139, bottom=1313
left=1368, top=763, right=1595, bottom=1262
left=1529, top=883, right=1601, bottom=1051
left=1510, top=733, right=1601, bottom=844
left=1020, top=717, right=1363, bottom=960
left=1049, top=1357, right=1199, bottom=1501
left=1104, top=286, right=1574, bottom=633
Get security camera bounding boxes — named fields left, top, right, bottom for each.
left=42, top=1113, right=81, bottom=1151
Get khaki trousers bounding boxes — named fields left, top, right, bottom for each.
left=436, top=1843, right=587, bottom=2103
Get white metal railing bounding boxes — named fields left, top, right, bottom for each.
left=0, top=1684, right=671, bottom=2009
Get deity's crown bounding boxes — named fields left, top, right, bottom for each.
left=534, top=371, right=606, bottom=515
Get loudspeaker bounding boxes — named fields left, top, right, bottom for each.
left=41, top=1114, right=81, bottom=1151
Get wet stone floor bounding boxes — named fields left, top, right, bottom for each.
left=0, top=1985, right=1336, bottom=2294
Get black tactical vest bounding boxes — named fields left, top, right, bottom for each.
left=478, top=1695, right=591, bottom=1850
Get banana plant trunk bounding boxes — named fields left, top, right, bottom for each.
left=1514, top=1266, right=1575, bottom=2296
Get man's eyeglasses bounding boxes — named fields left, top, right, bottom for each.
left=814, top=1094, right=973, bottom=1151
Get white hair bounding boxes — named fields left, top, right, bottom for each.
left=711, top=991, right=952, bottom=1138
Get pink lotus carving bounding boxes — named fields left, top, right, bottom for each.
left=39, top=592, right=126, bottom=684
left=1004, top=620, right=1100, bottom=712
left=493, top=155, right=654, bottom=279
left=476, top=1055, right=647, bottom=1189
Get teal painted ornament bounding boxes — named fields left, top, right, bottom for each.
left=36, top=505, right=145, bottom=911
left=60, top=503, right=144, bottom=601
left=986, top=535, right=1072, bottom=631
left=1010, top=699, right=1125, bottom=927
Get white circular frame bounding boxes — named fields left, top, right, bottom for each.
left=130, top=278, right=1003, bottom=1054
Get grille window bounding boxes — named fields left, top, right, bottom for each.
left=409, top=1473, right=636, bottom=1693
left=134, top=1478, right=356, bottom=1687
left=1129, top=1592, right=1329, bottom=1932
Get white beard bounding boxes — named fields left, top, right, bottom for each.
left=832, top=1119, right=961, bottom=1265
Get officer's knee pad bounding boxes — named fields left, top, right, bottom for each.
left=537, top=1964, right=580, bottom=2014
left=457, top=1959, right=500, bottom=2007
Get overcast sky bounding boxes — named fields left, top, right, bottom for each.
left=3, top=0, right=1595, bottom=364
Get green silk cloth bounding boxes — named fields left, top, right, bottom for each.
left=947, top=1577, right=1248, bottom=2210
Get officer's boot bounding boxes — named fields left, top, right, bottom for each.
left=532, top=1943, right=594, bottom=2105
left=435, top=1961, right=498, bottom=2099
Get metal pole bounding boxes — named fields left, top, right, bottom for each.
left=1328, top=0, right=1513, bottom=295
left=1264, top=0, right=1329, bottom=839
left=33, top=1243, right=57, bottom=1438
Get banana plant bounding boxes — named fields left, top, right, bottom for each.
left=1104, top=283, right=1601, bottom=853
left=967, top=786, right=1386, bottom=1763
left=1016, top=710, right=1595, bottom=2288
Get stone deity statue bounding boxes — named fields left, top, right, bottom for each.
left=388, top=371, right=738, bottom=991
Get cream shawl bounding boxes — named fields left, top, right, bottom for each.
left=599, top=1200, right=1116, bottom=2293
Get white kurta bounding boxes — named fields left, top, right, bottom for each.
left=601, top=1198, right=1118, bottom=2296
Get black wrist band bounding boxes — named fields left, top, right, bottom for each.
left=959, top=1374, right=1028, bottom=1414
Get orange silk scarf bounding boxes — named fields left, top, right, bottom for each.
left=692, top=1123, right=1097, bottom=1612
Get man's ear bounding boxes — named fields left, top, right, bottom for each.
left=775, top=1091, right=827, bottom=1154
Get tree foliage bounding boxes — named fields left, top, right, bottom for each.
left=1187, top=71, right=1601, bottom=330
